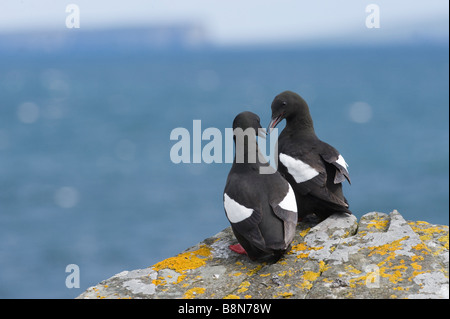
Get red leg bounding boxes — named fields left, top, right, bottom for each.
left=229, top=244, right=247, bottom=255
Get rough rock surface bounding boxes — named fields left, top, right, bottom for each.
left=77, top=210, right=449, bottom=299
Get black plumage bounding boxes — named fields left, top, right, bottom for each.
left=268, top=91, right=351, bottom=220
left=224, top=111, right=298, bottom=262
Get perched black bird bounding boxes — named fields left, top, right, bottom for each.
left=224, top=111, right=298, bottom=262
left=267, top=91, right=351, bottom=220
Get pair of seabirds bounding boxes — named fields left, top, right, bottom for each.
left=223, top=91, right=351, bottom=263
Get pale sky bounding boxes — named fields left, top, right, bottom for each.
left=0, top=0, right=448, bottom=45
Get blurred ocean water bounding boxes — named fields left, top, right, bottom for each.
left=0, top=44, right=448, bottom=298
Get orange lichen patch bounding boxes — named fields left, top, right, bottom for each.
left=223, top=294, right=240, bottom=299
left=319, top=260, right=330, bottom=273
left=273, top=291, right=293, bottom=298
left=379, top=266, right=404, bottom=284
left=237, top=281, right=251, bottom=293
left=175, top=275, right=186, bottom=284
left=345, top=265, right=362, bottom=275
left=299, top=228, right=310, bottom=237
left=409, top=222, right=449, bottom=258
left=297, top=270, right=321, bottom=289
left=277, top=269, right=295, bottom=277
left=246, top=264, right=263, bottom=276
left=365, top=238, right=414, bottom=284
left=407, top=261, right=427, bottom=280
left=419, top=227, right=446, bottom=241
left=290, top=242, right=308, bottom=252
left=349, top=275, right=368, bottom=288
left=348, top=257, right=411, bottom=287
left=412, top=243, right=430, bottom=254
left=411, top=262, right=421, bottom=270
left=152, top=278, right=164, bottom=286
left=183, top=287, right=206, bottom=299
left=367, top=219, right=389, bottom=230
left=152, top=272, right=188, bottom=287
left=349, top=269, right=380, bottom=287
left=289, top=242, right=323, bottom=259
left=303, top=270, right=320, bottom=281
left=152, top=245, right=212, bottom=274
left=438, top=234, right=449, bottom=248
left=298, top=252, right=310, bottom=258
left=409, top=221, right=448, bottom=241
left=368, top=236, right=408, bottom=263
left=391, top=264, right=408, bottom=272
left=375, top=257, right=410, bottom=284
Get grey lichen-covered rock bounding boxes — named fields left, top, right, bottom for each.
left=77, top=210, right=449, bottom=299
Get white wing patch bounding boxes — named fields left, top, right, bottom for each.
left=279, top=153, right=319, bottom=183
left=336, top=154, right=349, bottom=173
left=224, top=193, right=253, bottom=223
left=278, top=184, right=297, bottom=212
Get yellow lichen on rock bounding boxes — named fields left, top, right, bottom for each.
left=246, top=264, right=263, bottom=276
left=367, top=219, right=389, bottom=230
left=77, top=211, right=449, bottom=300
left=412, top=243, right=430, bottom=254
left=299, top=228, right=310, bottom=237
left=237, top=281, right=251, bottom=293
left=183, top=287, right=206, bottom=299
left=319, top=260, right=329, bottom=273
left=299, top=270, right=321, bottom=289
left=378, top=265, right=405, bottom=284
left=223, top=294, right=240, bottom=299
left=273, top=291, right=293, bottom=298
left=409, top=221, right=448, bottom=241
left=289, top=242, right=323, bottom=259
left=152, top=245, right=212, bottom=274
left=345, top=264, right=362, bottom=275
left=368, top=236, right=408, bottom=259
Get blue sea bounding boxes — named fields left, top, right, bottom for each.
left=0, top=42, right=448, bottom=298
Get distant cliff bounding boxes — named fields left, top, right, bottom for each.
left=77, top=210, right=449, bottom=299
left=0, top=24, right=209, bottom=55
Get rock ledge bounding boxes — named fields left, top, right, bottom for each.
left=77, top=210, right=449, bottom=299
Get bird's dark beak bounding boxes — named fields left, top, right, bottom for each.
left=266, top=114, right=283, bottom=135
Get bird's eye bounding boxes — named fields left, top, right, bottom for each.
left=282, top=101, right=287, bottom=106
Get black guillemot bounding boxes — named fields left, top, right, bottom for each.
left=224, top=111, right=298, bottom=262
left=268, top=91, right=351, bottom=220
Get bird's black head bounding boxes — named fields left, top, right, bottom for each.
left=232, top=111, right=267, bottom=165
left=232, top=111, right=264, bottom=136
left=267, top=91, right=313, bottom=133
